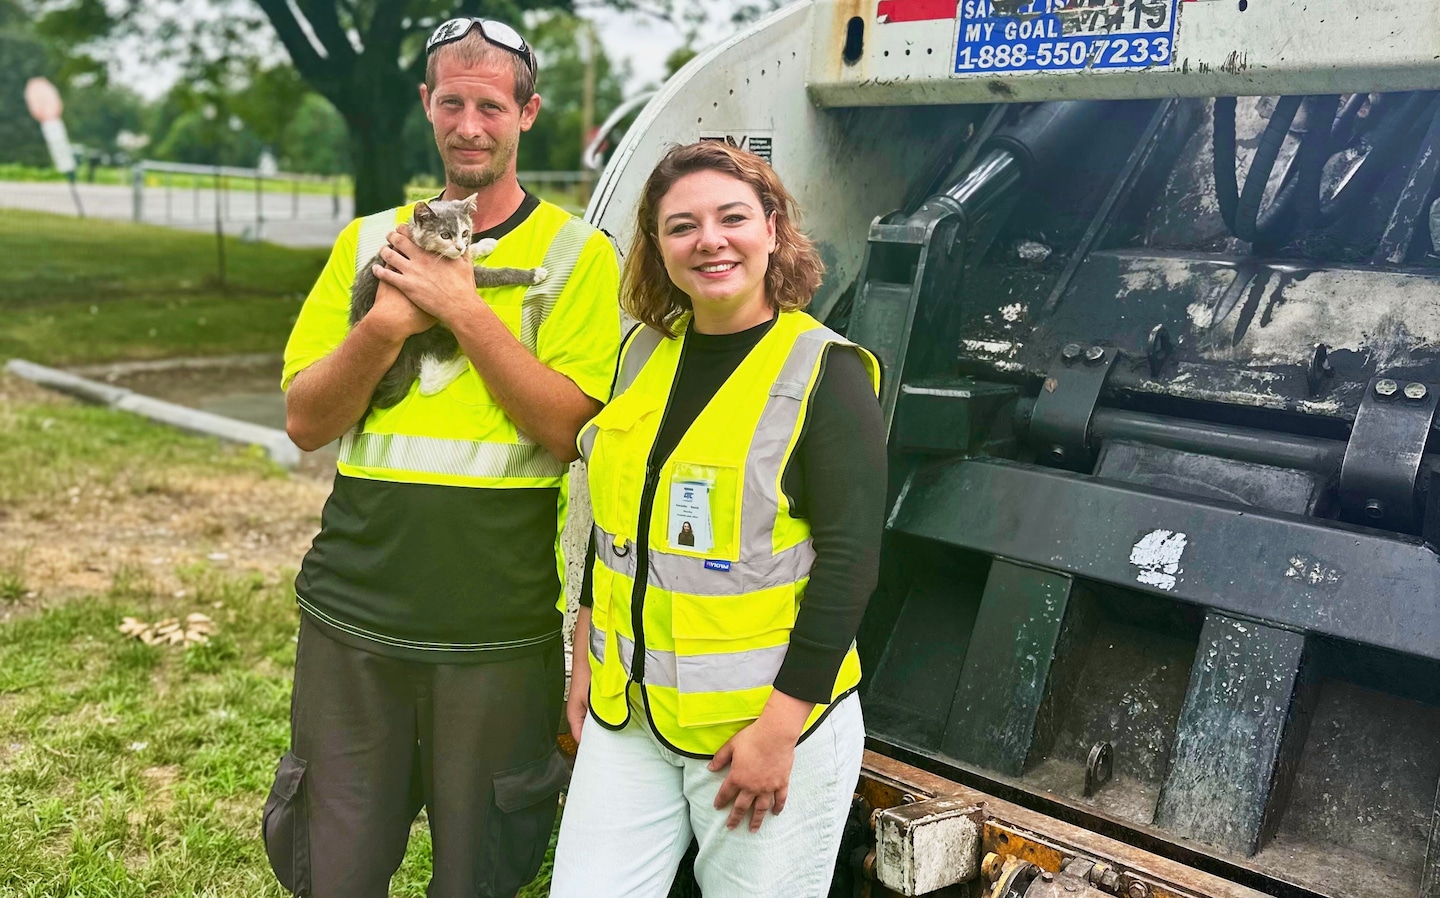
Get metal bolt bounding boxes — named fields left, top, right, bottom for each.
left=981, top=852, right=1004, bottom=882
left=1041, top=872, right=1054, bottom=882
left=1083, top=345, right=1106, bottom=364
left=1050, top=445, right=1066, bottom=462
left=1365, top=499, right=1384, bottom=519
left=1061, top=343, right=1082, bottom=361
left=1127, top=882, right=1151, bottom=898
left=1375, top=378, right=1399, bottom=397
left=1405, top=382, right=1428, bottom=401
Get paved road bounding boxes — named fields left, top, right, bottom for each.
left=0, top=180, right=354, bottom=248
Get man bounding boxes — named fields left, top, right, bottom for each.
left=261, top=18, right=620, bottom=898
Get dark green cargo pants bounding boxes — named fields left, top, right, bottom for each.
left=262, top=617, right=567, bottom=898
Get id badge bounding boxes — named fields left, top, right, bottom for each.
left=668, top=479, right=714, bottom=553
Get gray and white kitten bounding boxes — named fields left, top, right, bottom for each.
left=350, top=195, right=548, bottom=409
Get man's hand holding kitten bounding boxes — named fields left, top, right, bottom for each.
left=374, top=224, right=483, bottom=329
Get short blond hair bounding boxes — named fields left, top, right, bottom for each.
left=623, top=141, right=824, bottom=337
left=424, top=30, right=535, bottom=106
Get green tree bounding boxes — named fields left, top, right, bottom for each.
left=0, top=2, right=55, bottom=166
left=518, top=12, right=626, bottom=172
left=281, top=92, right=352, bottom=175
left=64, top=82, right=147, bottom=157
left=153, top=107, right=265, bottom=166
left=230, top=63, right=308, bottom=151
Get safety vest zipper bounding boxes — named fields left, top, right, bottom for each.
left=626, top=338, right=689, bottom=687
left=628, top=463, right=660, bottom=685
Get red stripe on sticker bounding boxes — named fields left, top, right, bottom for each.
left=877, top=0, right=957, bottom=23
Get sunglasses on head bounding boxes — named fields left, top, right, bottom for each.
left=426, top=18, right=536, bottom=76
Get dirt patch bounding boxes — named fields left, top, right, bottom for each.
left=0, top=372, right=330, bottom=608
left=2, top=470, right=327, bottom=604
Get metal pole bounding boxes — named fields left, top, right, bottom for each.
left=255, top=172, right=264, bottom=241
left=213, top=167, right=227, bottom=289
left=66, top=170, right=85, bottom=217
left=131, top=164, right=143, bottom=222
left=293, top=180, right=300, bottom=219
left=165, top=172, right=172, bottom=221
left=580, top=20, right=596, bottom=208
left=332, top=177, right=340, bottom=219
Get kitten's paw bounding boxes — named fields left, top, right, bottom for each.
left=473, top=238, right=499, bottom=257
left=531, top=266, right=549, bottom=285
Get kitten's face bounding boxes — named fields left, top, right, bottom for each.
left=411, top=197, right=478, bottom=259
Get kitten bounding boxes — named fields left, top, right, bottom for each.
left=349, top=195, right=548, bottom=409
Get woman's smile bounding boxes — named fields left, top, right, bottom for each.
left=657, top=169, right=778, bottom=333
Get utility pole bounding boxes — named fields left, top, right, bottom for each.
left=580, top=17, right=597, bottom=208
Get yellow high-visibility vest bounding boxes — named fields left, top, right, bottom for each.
left=337, top=204, right=601, bottom=490
left=578, top=310, right=881, bottom=756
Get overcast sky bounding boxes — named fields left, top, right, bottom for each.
left=111, top=1, right=758, bottom=100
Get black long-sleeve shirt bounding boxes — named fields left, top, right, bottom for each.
left=581, top=316, right=887, bottom=703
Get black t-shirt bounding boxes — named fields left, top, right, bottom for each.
left=582, top=316, right=888, bottom=703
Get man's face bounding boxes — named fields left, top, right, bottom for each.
left=420, top=54, right=541, bottom=192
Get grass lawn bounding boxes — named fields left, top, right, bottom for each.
left=0, top=378, right=557, bottom=896
left=0, top=210, right=327, bottom=366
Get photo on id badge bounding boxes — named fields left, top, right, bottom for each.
left=669, top=479, right=714, bottom=553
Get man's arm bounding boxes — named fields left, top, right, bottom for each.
left=285, top=279, right=437, bottom=451
left=373, top=230, right=601, bottom=462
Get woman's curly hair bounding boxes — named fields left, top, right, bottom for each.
left=623, top=141, right=825, bottom=336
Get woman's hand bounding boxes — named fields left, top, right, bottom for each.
left=567, top=606, right=593, bottom=743
left=708, top=690, right=815, bottom=833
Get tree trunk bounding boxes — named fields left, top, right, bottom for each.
left=341, top=72, right=415, bottom=216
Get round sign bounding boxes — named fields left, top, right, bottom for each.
left=25, top=77, right=63, bottom=123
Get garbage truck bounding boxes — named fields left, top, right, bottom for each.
left=580, top=1, right=1440, bottom=895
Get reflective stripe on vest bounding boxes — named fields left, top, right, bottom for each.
left=577, top=325, right=663, bottom=461
left=591, top=522, right=812, bottom=596
left=589, top=625, right=790, bottom=693
left=342, top=209, right=594, bottom=483
left=338, top=430, right=566, bottom=481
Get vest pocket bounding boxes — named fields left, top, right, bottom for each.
left=587, top=390, right=662, bottom=539
left=659, top=461, right=742, bottom=561
left=588, top=562, right=629, bottom=698
left=261, top=751, right=311, bottom=895
left=669, top=585, right=795, bottom=727
left=479, top=748, right=569, bottom=897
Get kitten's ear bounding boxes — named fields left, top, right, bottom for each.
left=413, top=202, right=434, bottom=223
left=462, top=194, right=478, bottom=215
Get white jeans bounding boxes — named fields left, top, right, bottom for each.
left=550, top=693, right=865, bottom=898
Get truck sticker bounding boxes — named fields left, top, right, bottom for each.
left=953, top=0, right=1179, bottom=77
left=699, top=133, right=773, bottom=164
left=877, top=0, right=959, bottom=23
left=1129, top=529, right=1186, bottom=591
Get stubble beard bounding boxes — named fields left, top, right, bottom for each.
left=443, top=136, right=517, bottom=192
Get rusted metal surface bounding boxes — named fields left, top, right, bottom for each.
left=859, top=751, right=1276, bottom=898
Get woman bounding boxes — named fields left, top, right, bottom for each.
left=550, top=141, right=887, bottom=898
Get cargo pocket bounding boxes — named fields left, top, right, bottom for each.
left=261, top=751, right=311, bottom=896
left=478, top=747, right=570, bottom=898
left=587, top=390, right=662, bottom=538
left=670, top=585, right=795, bottom=727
